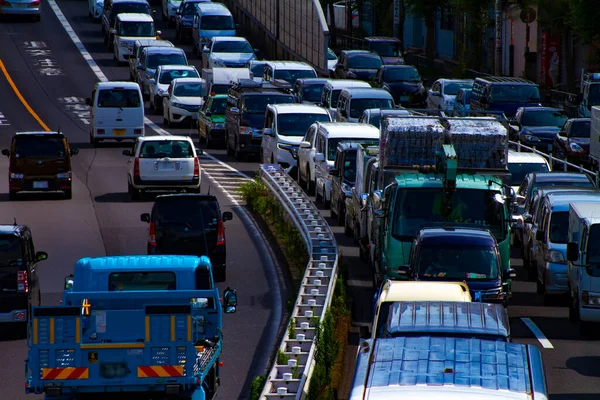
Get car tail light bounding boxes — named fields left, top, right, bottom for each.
left=17, top=271, right=29, bottom=293
left=29, top=0, right=39, bottom=5
left=216, top=220, right=225, bottom=246
left=148, top=222, right=156, bottom=247
left=134, top=129, right=142, bottom=135
left=193, top=157, right=199, bottom=178
left=97, top=129, right=105, bottom=135
left=134, top=158, right=140, bottom=179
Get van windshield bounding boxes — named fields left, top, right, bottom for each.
left=489, top=85, right=540, bottom=103
left=347, top=54, right=382, bottom=69
left=209, top=97, right=226, bottom=114
left=243, top=94, right=295, bottom=114
left=109, top=272, right=176, bottom=291
left=277, top=113, right=331, bottom=136
left=383, top=67, right=421, bottom=83
left=521, top=110, right=569, bottom=128
left=417, top=244, right=499, bottom=280
left=97, top=88, right=141, bottom=108
left=549, top=211, right=569, bottom=243
left=349, top=98, right=394, bottom=118
left=147, top=53, right=187, bottom=69
left=0, top=234, right=23, bottom=266
left=200, top=15, right=235, bottom=30
left=212, top=40, right=253, bottom=53
left=300, top=83, right=325, bottom=102
left=14, top=135, right=66, bottom=158
left=174, top=82, right=204, bottom=97
left=159, top=69, right=199, bottom=84
left=111, top=3, right=150, bottom=18
left=507, top=162, right=550, bottom=185
left=570, top=120, right=591, bottom=138
left=119, top=21, right=154, bottom=37
left=274, top=69, right=317, bottom=85
left=328, top=138, right=378, bottom=160
left=444, top=82, right=473, bottom=95
left=369, top=42, right=401, bottom=57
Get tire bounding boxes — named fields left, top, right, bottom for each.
left=226, top=133, right=234, bottom=156
left=569, top=290, right=579, bottom=323
left=315, top=185, right=322, bottom=204
left=64, top=189, right=72, bottom=200
left=323, top=185, right=331, bottom=209
left=536, top=275, right=544, bottom=295
left=234, top=139, right=242, bottom=161
left=128, top=181, right=141, bottom=201
left=344, top=218, right=353, bottom=237
left=297, top=167, right=306, bottom=189
left=205, top=129, right=212, bottom=149
left=527, top=260, right=537, bottom=281
left=337, top=202, right=344, bottom=225
left=163, top=116, right=169, bottom=126
left=307, top=169, right=315, bottom=195
left=90, top=133, right=99, bottom=147
left=9, top=190, right=17, bottom=201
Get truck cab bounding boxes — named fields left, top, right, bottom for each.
left=403, top=225, right=516, bottom=305
left=566, top=202, right=600, bottom=335
left=25, top=255, right=237, bottom=399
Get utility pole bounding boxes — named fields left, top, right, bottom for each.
left=494, top=0, right=504, bottom=76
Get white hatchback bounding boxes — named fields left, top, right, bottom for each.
left=162, top=77, right=206, bottom=127
left=112, top=13, right=161, bottom=63
left=123, top=136, right=201, bottom=200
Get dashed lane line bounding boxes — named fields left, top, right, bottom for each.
left=521, top=317, right=554, bottom=349
left=46, top=0, right=251, bottom=203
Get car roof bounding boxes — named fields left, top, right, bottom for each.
left=379, top=281, right=471, bottom=303
left=74, top=255, right=211, bottom=275
left=363, top=108, right=410, bottom=117
left=138, top=135, right=194, bottom=143
left=116, top=13, right=153, bottom=21
left=296, top=78, right=330, bottom=85
left=96, top=81, right=140, bottom=89
left=342, top=49, right=378, bottom=56
left=568, top=117, right=591, bottom=123
left=155, top=193, right=218, bottom=202
left=545, top=193, right=600, bottom=209
left=364, top=36, right=401, bottom=42
left=531, top=172, right=592, bottom=183
left=381, top=64, right=417, bottom=70
left=264, top=61, right=316, bottom=70
left=0, top=225, right=22, bottom=235
left=158, top=65, right=197, bottom=71
left=196, top=2, right=230, bottom=13
left=144, top=46, right=185, bottom=54
left=418, top=226, right=496, bottom=246
left=507, top=150, right=549, bottom=164
left=135, top=39, right=173, bottom=47
left=436, top=78, right=474, bottom=85
left=211, top=36, right=249, bottom=43
left=325, top=79, right=371, bottom=90
left=268, top=103, right=329, bottom=115
left=15, top=131, right=63, bottom=136
left=317, top=122, right=379, bottom=138
left=521, top=107, right=563, bottom=112
left=340, top=87, right=393, bottom=99
left=112, top=0, right=149, bottom=4
left=172, top=77, right=204, bottom=84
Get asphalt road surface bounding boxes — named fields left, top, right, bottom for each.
left=0, top=2, right=286, bottom=399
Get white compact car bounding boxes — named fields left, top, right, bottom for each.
left=426, top=78, right=474, bottom=110
left=123, top=135, right=201, bottom=200
left=261, top=104, right=332, bottom=175
left=148, top=65, right=200, bottom=114
left=112, top=13, right=161, bottom=63
left=162, top=77, right=206, bottom=127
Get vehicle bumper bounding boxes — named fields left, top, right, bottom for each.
left=170, top=106, right=201, bottom=123
left=133, top=176, right=200, bottom=190
left=543, top=263, right=568, bottom=294
left=10, top=177, right=71, bottom=193
left=93, top=127, right=144, bottom=140
left=0, top=6, right=40, bottom=16
left=237, top=134, right=262, bottom=154
left=27, top=381, right=202, bottom=396
left=275, top=148, right=298, bottom=171
left=0, top=294, right=29, bottom=323
left=566, top=152, right=590, bottom=166
left=324, top=177, right=332, bottom=201
left=0, top=309, right=28, bottom=323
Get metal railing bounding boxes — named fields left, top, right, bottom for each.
left=509, top=140, right=599, bottom=187
left=259, top=164, right=339, bottom=399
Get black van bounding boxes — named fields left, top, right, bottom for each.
left=0, top=224, right=47, bottom=334
left=469, top=76, right=541, bottom=118
left=140, top=194, right=232, bottom=282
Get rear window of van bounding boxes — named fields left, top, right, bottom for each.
left=97, top=89, right=141, bottom=108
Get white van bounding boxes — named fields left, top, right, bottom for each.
left=261, top=104, right=332, bottom=175
left=86, top=81, right=145, bottom=146
left=191, top=2, right=236, bottom=56
left=112, top=13, right=160, bottom=63
left=320, top=79, right=372, bottom=120
left=335, top=87, right=395, bottom=123
left=263, top=61, right=317, bottom=86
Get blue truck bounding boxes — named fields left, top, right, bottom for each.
left=24, top=255, right=237, bottom=400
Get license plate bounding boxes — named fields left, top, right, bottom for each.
left=113, top=129, right=126, bottom=136
left=33, top=181, right=48, bottom=189
left=158, top=162, right=176, bottom=170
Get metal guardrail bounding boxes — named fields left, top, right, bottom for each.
left=258, top=164, right=339, bottom=399
left=509, top=140, right=600, bottom=187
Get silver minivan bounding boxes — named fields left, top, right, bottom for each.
left=335, top=87, right=395, bottom=123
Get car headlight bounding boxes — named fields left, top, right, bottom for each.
left=341, top=182, right=353, bottom=197
left=172, top=102, right=185, bottom=109
left=569, top=142, right=584, bottom=153
left=240, top=127, right=254, bottom=135
left=582, top=291, right=600, bottom=306
left=524, top=134, right=540, bottom=142
left=547, top=250, right=565, bottom=264
left=9, top=172, right=24, bottom=179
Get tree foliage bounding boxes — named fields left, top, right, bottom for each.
left=568, top=0, right=600, bottom=44
left=404, top=0, right=449, bottom=57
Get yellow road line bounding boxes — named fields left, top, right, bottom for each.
left=0, top=59, right=50, bottom=132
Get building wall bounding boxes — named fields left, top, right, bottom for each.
left=403, top=12, right=454, bottom=60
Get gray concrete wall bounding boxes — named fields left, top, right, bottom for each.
left=224, top=0, right=329, bottom=75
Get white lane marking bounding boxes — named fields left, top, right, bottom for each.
left=521, top=317, right=554, bottom=349
left=46, top=0, right=250, bottom=200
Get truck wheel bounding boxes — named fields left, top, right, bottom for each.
left=580, top=321, right=594, bottom=337
left=307, top=168, right=315, bottom=195
left=337, top=203, right=344, bottom=226
left=344, top=217, right=353, bottom=237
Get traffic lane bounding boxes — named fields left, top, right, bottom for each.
left=203, top=149, right=261, bottom=179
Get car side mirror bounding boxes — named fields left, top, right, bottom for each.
left=535, top=230, right=545, bottom=241
left=122, top=149, right=132, bottom=156
left=396, top=265, right=410, bottom=276
left=223, top=287, right=237, bottom=313
left=110, top=29, right=117, bottom=35
left=222, top=211, right=233, bottom=221
left=360, top=193, right=369, bottom=209
left=503, top=268, right=517, bottom=280
left=1, top=149, right=9, bottom=157
left=567, top=242, right=579, bottom=262
left=35, top=251, right=48, bottom=261
left=64, top=274, right=74, bottom=291
left=315, top=153, right=325, bottom=163
left=329, top=168, right=339, bottom=177
left=140, top=213, right=150, bottom=223
left=263, top=128, right=273, bottom=137
left=516, top=195, right=526, bottom=205
left=300, top=141, right=311, bottom=149
left=372, top=189, right=383, bottom=210
left=85, top=97, right=92, bottom=106
left=203, top=46, right=210, bottom=53
left=70, top=148, right=79, bottom=156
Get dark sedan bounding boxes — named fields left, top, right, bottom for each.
left=371, top=65, right=427, bottom=108
left=510, top=107, right=569, bottom=152
left=552, top=118, right=591, bottom=166
left=334, top=50, right=382, bottom=81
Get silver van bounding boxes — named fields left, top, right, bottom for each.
left=319, top=79, right=371, bottom=120
left=335, top=87, right=395, bottom=123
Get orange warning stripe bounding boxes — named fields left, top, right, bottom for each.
left=42, top=367, right=89, bottom=380
left=137, top=365, right=184, bottom=378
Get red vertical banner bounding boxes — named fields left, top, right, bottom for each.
left=540, top=32, right=560, bottom=87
